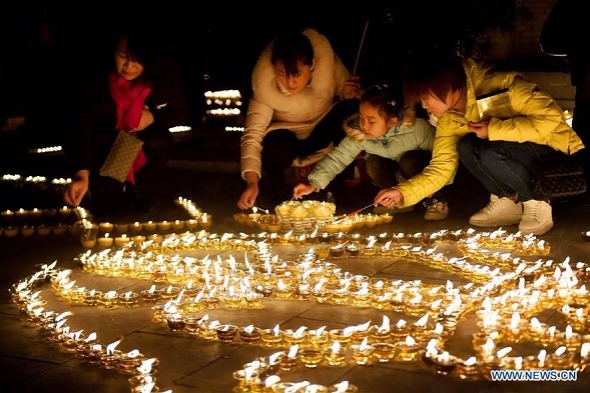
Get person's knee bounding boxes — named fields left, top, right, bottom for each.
left=399, top=150, right=430, bottom=177
left=364, top=154, right=381, bottom=174
left=365, top=155, right=388, bottom=179
left=478, top=145, right=509, bottom=167
left=365, top=155, right=398, bottom=188
left=262, top=130, right=298, bottom=167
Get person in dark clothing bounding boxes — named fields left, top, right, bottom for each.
left=541, top=0, right=590, bottom=183
left=62, top=27, right=187, bottom=214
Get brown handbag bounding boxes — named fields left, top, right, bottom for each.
left=99, top=131, right=144, bottom=183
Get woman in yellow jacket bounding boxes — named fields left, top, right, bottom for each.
left=374, top=48, right=584, bottom=235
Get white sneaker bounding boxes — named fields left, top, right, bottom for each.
left=469, top=194, right=523, bottom=227
left=519, top=199, right=554, bottom=235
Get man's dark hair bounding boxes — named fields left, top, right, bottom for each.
left=403, top=48, right=466, bottom=107
left=271, top=30, right=314, bottom=77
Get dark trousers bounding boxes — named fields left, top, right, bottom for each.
left=457, top=133, right=559, bottom=202
left=261, top=99, right=359, bottom=200
left=87, top=127, right=173, bottom=216
left=365, top=150, right=445, bottom=202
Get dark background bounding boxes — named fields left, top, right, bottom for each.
left=0, top=0, right=521, bottom=141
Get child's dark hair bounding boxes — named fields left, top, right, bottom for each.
left=403, top=47, right=466, bottom=107
left=362, top=84, right=401, bottom=119
left=271, top=29, right=314, bottom=77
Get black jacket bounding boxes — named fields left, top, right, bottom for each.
left=66, top=57, right=187, bottom=174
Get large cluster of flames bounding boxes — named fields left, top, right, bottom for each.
left=9, top=225, right=590, bottom=392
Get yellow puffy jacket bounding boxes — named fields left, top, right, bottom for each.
left=396, top=58, right=585, bottom=207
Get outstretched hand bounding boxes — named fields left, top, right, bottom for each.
left=237, top=183, right=259, bottom=210
left=293, top=183, right=316, bottom=199
left=374, top=187, right=404, bottom=208
left=130, top=108, right=154, bottom=132
left=63, top=177, right=89, bottom=207
left=342, top=75, right=361, bottom=100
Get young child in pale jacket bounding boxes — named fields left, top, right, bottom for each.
left=293, top=84, right=449, bottom=221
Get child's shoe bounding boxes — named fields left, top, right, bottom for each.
left=423, top=200, right=449, bottom=221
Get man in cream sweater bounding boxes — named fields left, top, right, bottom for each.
left=238, top=27, right=360, bottom=210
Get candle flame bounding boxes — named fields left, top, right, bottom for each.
left=510, top=312, right=520, bottom=330
left=268, top=352, right=282, bottom=365
left=243, top=367, right=257, bottom=380
left=555, top=346, right=567, bottom=356
left=359, top=337, right=370, bottom=350
left=315, top=326, right=326, bottom=336
left=482, top=338, right=495, bottom=355
left=434, top=323, right=444, bottom=334
left=357, top=321, right=371, bottom=331
left=293, top=326, right=307, bottom=337
left=272, top=324, right=281, bottom=335
left=537, top=349, right=547, bottom=367
left=425, top=339, right=439, bottom=353
left=497, top=347, right=512, bottom=359
left=55, top=311, right=73, bottom=321
left=379, top=315, right=390, bottom=331
left=343, top=326, right=356, bottom=336
left=330, top=341, right=341, bottom=353
left=62, top=280, right=76, bottom=290
left=138, top=358, right=158, bottom=375
left=530, top=317, right=542, bottom=330
left=438, top=351, right=450, bottom=362
left=287, top=344, right=299, bottom=358
left=137, top=382, right=156, bottom=393
left=264, top=375, right=281, bottom=387
left=415, top=313, right=429, bottom=327
left=106, top=337, right=122, bottom=355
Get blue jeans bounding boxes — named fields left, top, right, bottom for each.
left=457, top=133, right=560, bottom=202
